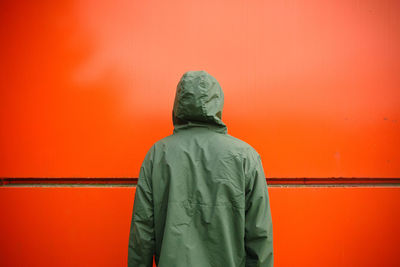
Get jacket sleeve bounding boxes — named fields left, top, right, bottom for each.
left=128, top=146, right=155, bottom=267
left=244, top=151, right=274, bottom=267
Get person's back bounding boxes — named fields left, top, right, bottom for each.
left=129, top=71, right=273, bottom=267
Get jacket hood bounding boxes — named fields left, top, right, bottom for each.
left=172, top=71, right=227, bottom=133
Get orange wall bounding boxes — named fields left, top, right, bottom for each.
left=0, top=186, right=399, bottom=267
left=1, top=0, right=399, bottom=178
left=1, top=2, right=398, bottom=266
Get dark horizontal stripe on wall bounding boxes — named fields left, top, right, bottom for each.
left=0, top=177, right=138, bottom=186
left=267, top=177, right=400, bottom=185
left=1, top=177, right=400, bottom=186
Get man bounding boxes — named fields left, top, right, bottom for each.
left=128, top=70, right=273, bottom=267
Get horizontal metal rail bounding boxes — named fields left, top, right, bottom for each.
left=1, top=177, right=400, bottom=186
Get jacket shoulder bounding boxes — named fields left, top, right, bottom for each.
left=150, top=132, right=260, bottom=159
left=223, top=134, right=260, bottom=156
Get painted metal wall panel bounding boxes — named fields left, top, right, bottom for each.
left=1, top=0, right=399, bottom=178
left=0, top=187, right=399, bottom=267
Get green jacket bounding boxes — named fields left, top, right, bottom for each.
left=128, top=71, right=273, bottom=267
